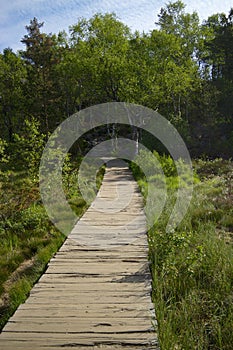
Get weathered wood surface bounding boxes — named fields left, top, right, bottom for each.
left=0, top=159, right=159, bottom=349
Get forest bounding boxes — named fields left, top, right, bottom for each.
left=0, top=0, right=233, bottom=157
left=0, top=1, right=233, bottom=349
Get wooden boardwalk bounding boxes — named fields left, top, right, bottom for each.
left=0, top=160, right=159, bottom=349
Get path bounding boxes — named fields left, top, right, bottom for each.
left=0, top=160, right=159, bottom=349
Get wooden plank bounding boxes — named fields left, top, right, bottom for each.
left=0, top=331, right=157, bottom=344
left=38, top=274, right=152, bottom=284
left=8, top=309, right=153, bottom=319
left=0, top=345, right=159, bottom=350
left=0, top=337, right=158, bottom=349
left=4, top=321, right=154, bottom=333
left=0, top=159, right=159, bottom=349
left=32, top=282, right=151, bottom=290
left=18, top=303, right=155, bottom=312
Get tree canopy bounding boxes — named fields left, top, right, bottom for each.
left=0, top=2, right=232, bottom=158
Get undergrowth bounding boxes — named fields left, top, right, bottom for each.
left=131, top=152, right=233, bottom=350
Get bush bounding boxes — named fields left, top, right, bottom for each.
left=0, top=139, right=9, bottom=166
left=13, top=118, right=46, bottom=180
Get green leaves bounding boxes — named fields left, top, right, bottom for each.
left=68, top=13, right=132, bottom=104
left=0, top=49, right=27, bottom=141
left=0, top=3, right=232, bottom=158
left=20, top=18, right=63, bottom=135
left=156, top=1, right=201, bottom=58
left=0, top=138, right=8, bottom=165
left=13, top=118, right=46, bottom=180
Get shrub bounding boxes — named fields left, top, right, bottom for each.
left=13, top=118, right=46, bottom=180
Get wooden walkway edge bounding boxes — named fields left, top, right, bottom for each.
left=0, top=159, right=159, bottom=349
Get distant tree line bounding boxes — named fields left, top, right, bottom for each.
left=0, top=1, right=232, bottom=158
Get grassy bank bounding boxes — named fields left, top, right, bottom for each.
left=131, top=155, right=233, bottom=350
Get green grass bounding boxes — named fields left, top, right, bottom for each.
left=131, top=154, right=233, bottom=350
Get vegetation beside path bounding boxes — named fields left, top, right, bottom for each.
left=131, top=154, right=233, bottom=350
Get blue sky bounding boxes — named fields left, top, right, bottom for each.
left=0, top=0, right=232, bottom=53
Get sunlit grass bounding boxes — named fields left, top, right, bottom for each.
left=131, top=155, right=233, bottom=350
